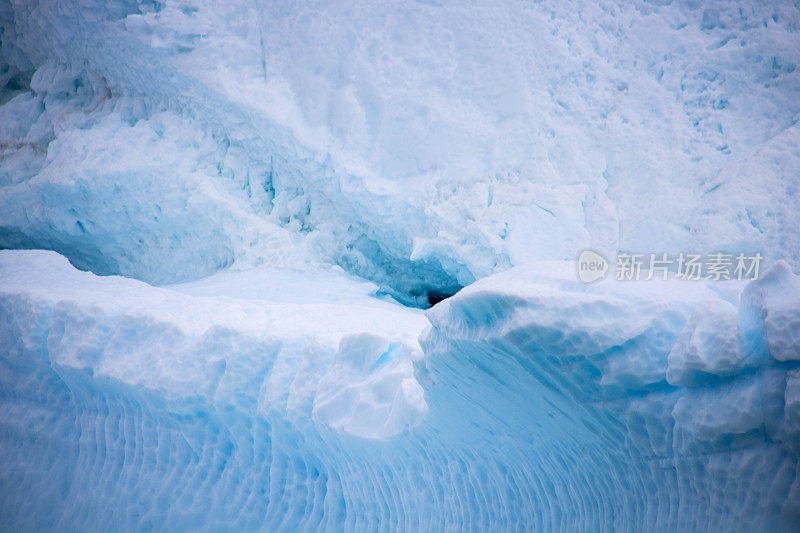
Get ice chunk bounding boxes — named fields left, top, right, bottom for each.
left=741, top=260, right=800, bottom=362
left=313, top=334, right=427, bottom=439
left=671, top=369, right=785, bottom=454
left=666, top=300, right=750, bottom=387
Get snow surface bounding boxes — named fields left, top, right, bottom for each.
left=2, top=0, right=800, bottom=303
left=2, top=0, right=800, bottom=530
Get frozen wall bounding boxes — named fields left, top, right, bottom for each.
left=1, top=250, right=799, bottom=530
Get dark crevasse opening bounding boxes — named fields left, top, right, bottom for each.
left=424, top=289, right=458, bottom=308
left=336, top=233, right=466, bottom=309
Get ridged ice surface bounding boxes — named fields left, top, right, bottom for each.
left=2, top=250, right=798, bottom=530
left=2, top=0, right=800, bottom=530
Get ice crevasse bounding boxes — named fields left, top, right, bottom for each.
left=1, top=250, right=799, bottom=530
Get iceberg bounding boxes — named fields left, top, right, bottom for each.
left=1, top=0, right=799, bottom=530
left=2, top=250, right=799, bottom=530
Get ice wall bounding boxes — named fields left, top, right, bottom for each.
left=2, top=250, right=798, bottom=530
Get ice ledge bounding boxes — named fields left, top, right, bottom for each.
left=0, top=249, right=429, bottom=440
left=422, top=259, right=800, bottom=526
left=424, top=259, right=800, bottom=394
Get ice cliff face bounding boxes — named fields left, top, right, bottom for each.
left=1, top=0, right=800, bottom=530
left=1, top=250, right=799, bottom=530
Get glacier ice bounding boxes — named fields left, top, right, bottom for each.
left=2, top=0, right=800, bottom=530
left=2, top=250, right=800, bottom=530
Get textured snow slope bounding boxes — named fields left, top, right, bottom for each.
left=2, top=0, right=800, bottom=303
left=2, top=250, right=798, bottom=530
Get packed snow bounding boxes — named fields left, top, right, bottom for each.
left=2, top=0, right=800, bottom=303
left=1, top=0, right=799, bottom=530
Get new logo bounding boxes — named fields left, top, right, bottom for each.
left=577, top=249, right=609, bottom=283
